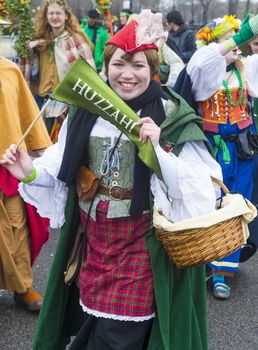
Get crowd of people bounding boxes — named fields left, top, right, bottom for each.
left=1, top=1, right=258, bottom=349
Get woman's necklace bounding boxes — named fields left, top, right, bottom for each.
left=222, top=68, right=245, bottom=107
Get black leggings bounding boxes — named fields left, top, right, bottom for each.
left=69, top=314, right=153, bottom=350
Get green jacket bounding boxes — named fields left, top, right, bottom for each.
left=81, top=19, right=110, bottom=72
left=33, top=89, right=209, bottom=350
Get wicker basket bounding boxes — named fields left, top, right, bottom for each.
left=154, top=178, right=253, bottom=269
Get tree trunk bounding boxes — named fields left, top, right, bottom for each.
left=191, top=0, right=195, bottom=23
left=245, top=0, right=251, bottom=13
left=199, top=0, right=213, bottom=25
left=202, top=4, right=208, bottom=24
left=228, top=0, right=239, bottom=15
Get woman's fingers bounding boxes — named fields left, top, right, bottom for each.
left=1, top=153, right=15, bottom=165
left=6, top=148, right=17, bottom=160
left=136, top=117, right=155, bottom=126
left=136, top=117, right=160, bottom=146
left=10, top=144, right=18, bottom=154
left=1, top=144, right=19, bottom=165
left=0, top=159, right=7, bottom=166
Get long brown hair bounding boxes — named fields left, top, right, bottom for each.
left=33, top=0, right=92, bottom=50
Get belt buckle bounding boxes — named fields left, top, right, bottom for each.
left=109, top=184, right=122, bottom=201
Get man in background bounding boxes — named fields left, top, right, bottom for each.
left=119, top=8, right=132, bottom=30
left=166, top=9, right=196, bottom=64
left=81, top=9, right=110, bottom=72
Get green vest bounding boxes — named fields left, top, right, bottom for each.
left=79, top=136, right=135, bottom=219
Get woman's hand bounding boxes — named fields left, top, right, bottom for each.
left=28, top=39, right=46, bottom=49
left=136, top=117, right=161, bottom=147
left=0, top=144, right=34, bottom=181
left=232, top=14, right=258, bottom=47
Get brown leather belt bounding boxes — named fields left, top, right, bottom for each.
left=98, top=184, right=133, bottom=201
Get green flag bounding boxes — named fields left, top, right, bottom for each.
left=51, top=56, right=162, bottom=179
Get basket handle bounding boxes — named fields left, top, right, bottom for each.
left=211, top=176, right=229, bottom=194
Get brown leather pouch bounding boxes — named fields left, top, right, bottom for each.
left=76, top=166, right=100, bottom=201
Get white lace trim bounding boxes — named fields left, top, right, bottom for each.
left=80, top=301, right=156, bottom=322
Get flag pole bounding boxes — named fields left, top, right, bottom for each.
left=17, top=98, right=52, bottom=148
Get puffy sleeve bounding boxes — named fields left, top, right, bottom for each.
left=19, top=118, right=69, bottom=229
left=245, top=54, right=258, bottom=98
left=162, top=42, right=185, bottom=88
left=186, top=43, right=227, bottom=101
left=151, top=141, right=222, bottom=223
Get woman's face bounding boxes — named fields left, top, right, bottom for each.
left=218, top=31, right=239, bottom=64
left=249, top=37, right=258, bottom=55
left=108, top=48, right=151, bottom=101
left=47, top=3, right=68, bottom=32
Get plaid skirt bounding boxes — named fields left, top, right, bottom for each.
left=79, top=199, right=156, bottom=319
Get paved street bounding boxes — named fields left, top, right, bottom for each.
left=0, top=230, right=257, bottom=350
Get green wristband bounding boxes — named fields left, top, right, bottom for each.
left=22, top=167, right=37, bottom=184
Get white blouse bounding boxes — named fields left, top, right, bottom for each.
left=19, top=115, right=222, bottom=228
left=187, top=42, right=258, bottom=101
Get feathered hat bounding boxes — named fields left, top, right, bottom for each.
left=107, top=9, right=168, bottom=52
left=196, top=15, right=241, bottom=47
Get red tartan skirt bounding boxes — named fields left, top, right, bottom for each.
left=79, top=199, right=156, bottom=318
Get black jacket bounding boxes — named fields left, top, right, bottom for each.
left=167, top=25, right=196, bottom=63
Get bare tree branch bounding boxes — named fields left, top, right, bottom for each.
left=198, top=0, right=214, bottom=24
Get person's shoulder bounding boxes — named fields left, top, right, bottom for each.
left=163, top=86, right=182, bottom=102
left=0, top=57, right=22, bottom=76
left=83, top=24, right=91, bottom=30
left=161, top=89, right=179, bottom=113
left=168, top=30, right=176, bottom=38
left=164, top=98, right=178, bottom=115
left=0, top=56, right=16, bottom=68
left=97, top=25, right=108, bottom=33
left=179, top=25, right=194, bottom=35
left=184, top=27, right=195, bottom=36
left=71, top=31, right=88, bottom=44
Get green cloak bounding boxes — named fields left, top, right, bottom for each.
left=33, top=89, right=209, bottom=350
